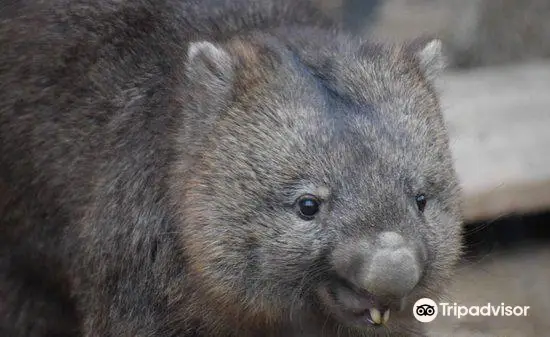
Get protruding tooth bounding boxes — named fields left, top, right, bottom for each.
left=369, top=308, right=382, bottom=324
left=382, top=309, right=390, bottom=324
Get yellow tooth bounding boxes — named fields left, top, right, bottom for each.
left=382, top=309, right=390, bottom=324
left=369, top=308, right=382, bottom=324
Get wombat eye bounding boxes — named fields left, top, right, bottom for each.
left=415, top=194, right=427, bottom=213
left=296, top=194, right=320, bottom=220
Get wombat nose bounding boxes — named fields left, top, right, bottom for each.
left=338, top=231, right=424, bottom=301
left=361, top=246, right=422, bottom=299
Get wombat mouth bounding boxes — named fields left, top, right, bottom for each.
left=316, top=277, right=403, bottom=329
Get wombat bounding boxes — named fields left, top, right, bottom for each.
left=0, top=0, right=463, bottom=336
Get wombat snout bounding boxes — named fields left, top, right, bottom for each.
left=330, top=232, right=425, bottom=310
left=361, top=232, right=424, bottom=299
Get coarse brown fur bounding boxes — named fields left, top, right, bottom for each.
left=0, top=1, right=462, bottom=336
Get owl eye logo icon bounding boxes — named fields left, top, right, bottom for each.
left=413, top=298, right=439, bottom=323
left=416, top=304, right=435, bottom=316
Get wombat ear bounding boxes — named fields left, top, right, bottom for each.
left=185, top=41, right=234, bottom=87
left=181, top=42, right=235, bottom=160
left=406, top=37, right=446, bottom=82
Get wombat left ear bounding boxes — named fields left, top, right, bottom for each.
left=406, top=37, right=446, bottom=82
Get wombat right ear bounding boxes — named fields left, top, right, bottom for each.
left=406, top=37, right=446, bottom=82
left=185, top=41, right=235, bottom=88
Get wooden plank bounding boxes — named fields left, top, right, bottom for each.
left=439, top=61, right=550, bottom=221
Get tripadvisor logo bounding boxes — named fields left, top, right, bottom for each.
left=413, top=298, right=438, bottom=323
left=412, top=298, right=531, bottom=323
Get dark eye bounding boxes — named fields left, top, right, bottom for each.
left=415, top=194, right=427, bottom=213
left=296, top=194, right=321, bottom=220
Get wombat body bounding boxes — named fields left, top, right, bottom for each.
left=0, top=1, right=462, bottom=336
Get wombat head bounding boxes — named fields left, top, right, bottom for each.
left=171, top=31, right=462, bottom=335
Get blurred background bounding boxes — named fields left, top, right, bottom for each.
left=313, top=0, right=550, bottom=336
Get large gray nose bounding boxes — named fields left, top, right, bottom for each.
left=335, top=231, right=424, bottom=301
left=360, top=232, right=423, bottom=298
